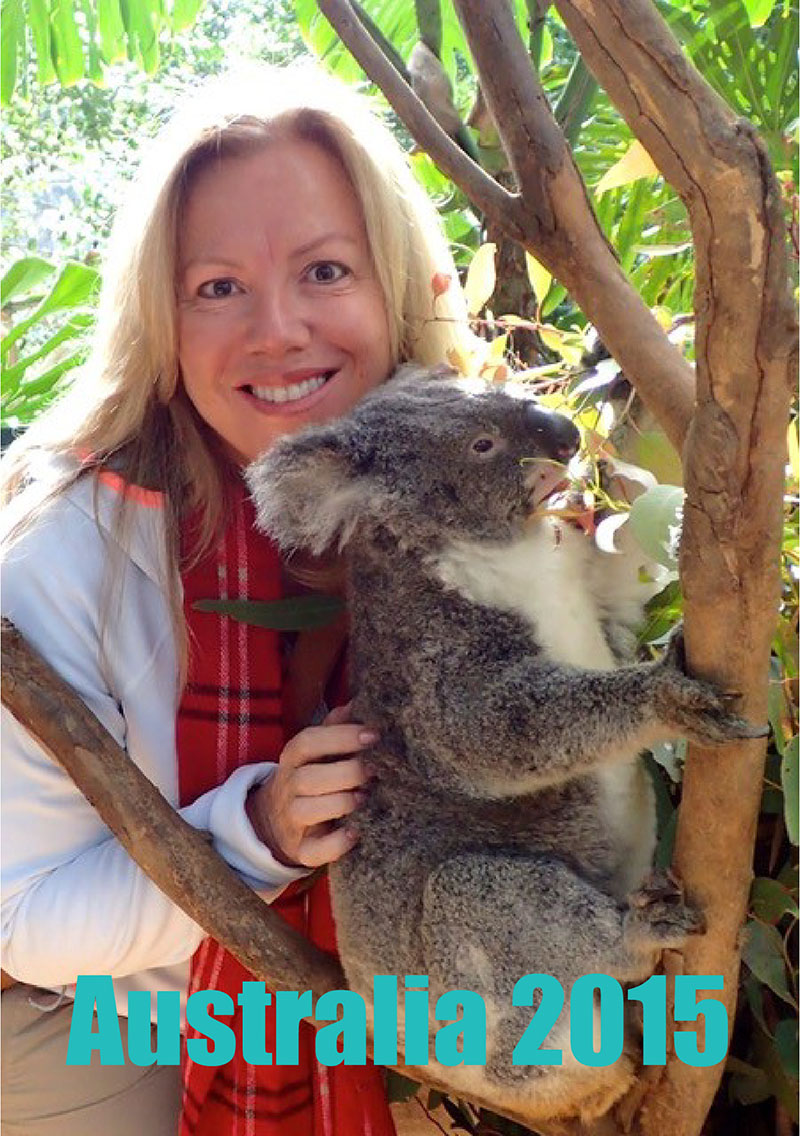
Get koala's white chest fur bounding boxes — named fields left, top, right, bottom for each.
left=431, top=518, right=655, bottom=895
left=431, top=520, right=619, bottom=672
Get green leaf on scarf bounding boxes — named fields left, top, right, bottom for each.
left=193, top=595, right=344, bottom=631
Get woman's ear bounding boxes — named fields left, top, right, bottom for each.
left=245, top=424, right=375, bottom=556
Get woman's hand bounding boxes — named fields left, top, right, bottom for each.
left=246, top=701, right=377, bottom=869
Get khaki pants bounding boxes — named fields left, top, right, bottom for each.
left=1, top=985, right=182, bottom=1136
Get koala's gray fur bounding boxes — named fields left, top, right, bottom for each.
left=246, top=367, right=763, bottom=1120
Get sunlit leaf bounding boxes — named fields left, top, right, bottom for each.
left=27, top=0, right=56, bottom=85
left=445, top=345, right=474, bottom=376
left=628, top=484, right=684, bottom=569
left=634, top=241, right=694, bottom=258
left=3, top=313, right=93, bottom=387
left=741, top=0, right=777, bottom=26
left=629, top=431, right=685, bottom=487
left=463, top=241, right=496, bottom=316
left=1, top=262, right=99, bottom=358
left=51, top=0, right=85, bottom=86
left=787, top=419, right=799, bottom=485
left=539, top=324, right=583, bottom=365
left=525, top=251, right=552, bottom=307
left=487, top=333, right=507, bottom=362
left=96, top=0, right=127, bottom=59
left=171, top=0, right=204, bottom=33
left=1, top=256, right=55, bottom=305
left=595, top=140, right=660, bottom=196
left=0, top=0, right=25, bottom=105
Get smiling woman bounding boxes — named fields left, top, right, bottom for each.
left=177, top=139, right=392, bottom=462
left=0, top=63, right=475, bottom=1136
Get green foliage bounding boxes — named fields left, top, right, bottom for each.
left=192, top=596, right=345, bottom=632
left=1, top=0, right=305, bottom=429
left=2, top=0, right=797, bottom=1128
left=1, top=257, right=99, bottom=425
left=0, top=0, right=208, bottom=105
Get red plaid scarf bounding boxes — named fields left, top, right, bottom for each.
left=176, top=478, right=395, bottom=1136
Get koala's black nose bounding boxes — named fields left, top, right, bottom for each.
left=523, top=402, right=581, bottom=463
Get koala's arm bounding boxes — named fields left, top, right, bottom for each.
left=405, top=623, right=762, bottom=795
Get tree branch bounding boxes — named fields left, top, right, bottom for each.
left=318, top=0, right=796, bottom=1131
left=319, top=0, right=695, bottom=453
left=317, top=0, right=518, bottom=225
left=0, top=619, right=345, bottom=995
left=548, top=1, right=796, bottom=1132
left=0, top=618, right=612, bottom=1135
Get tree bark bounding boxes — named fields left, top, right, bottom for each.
left=315, top=2, right=795, bottom=1133
left=547, top=2, right=796, bottom=1132
left=0, top=620, right=345, bottom=995
left=0, top=618, right=605, bottom=1135
left=317, top=0, right=695, bottom=453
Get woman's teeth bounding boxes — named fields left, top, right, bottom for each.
left=248, top=373, right=332, bottom=403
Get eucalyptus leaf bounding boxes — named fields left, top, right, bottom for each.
left=193, top=595, right=345, bottom=631
left=628, top=484, right=684, bottom=570
left=385, top=1070, right=421, bottom=1104
left=781, top=735, right=799, bottom=845
left=750, top=877, right=800, bottom=923
left=773, top=1019, right=799, bottom=1080
left=741, top=920, right=794, bottom=1005
left=727, top=1055, right=772, bottom=1105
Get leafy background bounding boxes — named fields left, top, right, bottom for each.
left=1, top=1, right=797, bottom=1131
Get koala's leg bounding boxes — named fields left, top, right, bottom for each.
left=419, top=852, right=699, bottom=1119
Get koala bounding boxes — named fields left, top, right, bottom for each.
left=246, top=366, right=763, bottom=1121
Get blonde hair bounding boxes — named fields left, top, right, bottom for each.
left=1, top=62, right=475, bottom=673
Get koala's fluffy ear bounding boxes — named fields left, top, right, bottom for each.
left=245, top=425, right=373, bottom=556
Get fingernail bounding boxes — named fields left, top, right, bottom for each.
left=359, top=730, right=379, bottom=745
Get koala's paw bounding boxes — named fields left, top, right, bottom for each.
left=625, top=869, right=706, bottom=950
left=653, top=631, right=768, bottom=745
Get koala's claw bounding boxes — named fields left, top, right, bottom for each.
left=655, top=633, right=768, bottom=744
left=625, top=870, right=706, bottom=947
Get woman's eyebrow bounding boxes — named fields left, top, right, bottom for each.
left=181, top=234, right=360, bottom=275
left=292, top=232, right=360, bottom=257
left=180, top=256, right=241, bottom=275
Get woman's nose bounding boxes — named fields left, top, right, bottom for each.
left=245, top=288, right=311, bottom=355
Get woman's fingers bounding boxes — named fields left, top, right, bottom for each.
left=293, top=756, right=368, bottom=796
left=291, top=788, right=363, bottom=828
left=281, top=724, right=378, bottom=768
left=322, top=700, right=355, bottom=726
left=294, top=824, right=360, bottom=868
left=248, top=718, right=379, bottom=867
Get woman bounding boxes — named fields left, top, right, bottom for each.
left=1, top=64, right=473, bottom=1135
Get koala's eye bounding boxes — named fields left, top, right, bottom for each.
left=470, top=434, right=498, bottom=458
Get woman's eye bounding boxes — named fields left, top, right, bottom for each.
left=306, top=261, right=348, bottom=284
left=197, top=278, right=239, bottom=299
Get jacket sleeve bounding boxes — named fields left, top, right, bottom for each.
left=1, top=492, right=307, bottom=987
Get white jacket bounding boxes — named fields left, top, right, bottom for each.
left=1, top=462, right=307, bottom=1012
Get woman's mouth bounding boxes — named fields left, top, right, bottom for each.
left=238, top=370, right=338, bottom=412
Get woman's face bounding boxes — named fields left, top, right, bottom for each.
left=177, top=138, right=393, bottom=464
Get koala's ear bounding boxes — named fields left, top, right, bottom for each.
left=245, top=425, right=372, bottom=555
